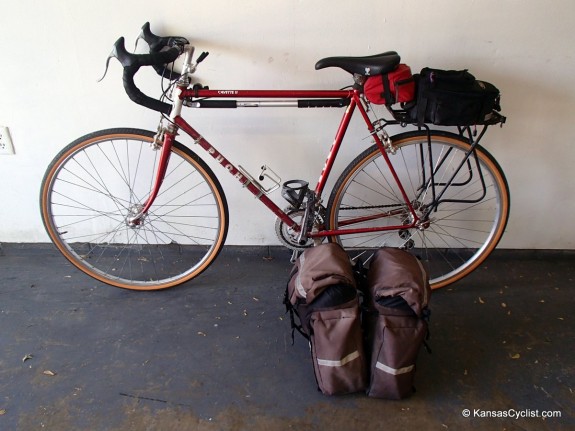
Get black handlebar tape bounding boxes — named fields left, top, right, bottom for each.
left=122, top=66, right=172, bottom=114
left=112, top=37, right=180, bottom=114
left=112, top=37, right=180, bottom=68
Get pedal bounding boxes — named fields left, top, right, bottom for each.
left=296, top=189, right=316, bottom=246
left=290, top=249, right=300, bottom=263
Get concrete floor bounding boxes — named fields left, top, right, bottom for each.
left=0, top=244, right=573, bottom=431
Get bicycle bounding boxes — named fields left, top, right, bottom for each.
left=40, top=23, right=510, bottom=291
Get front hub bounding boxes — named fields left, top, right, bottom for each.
left=126, top=204, right=146, bottom=227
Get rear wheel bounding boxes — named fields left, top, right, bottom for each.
left=40, top=128, right=229, bottom=290
left=326, top=130, right=510, bottom=289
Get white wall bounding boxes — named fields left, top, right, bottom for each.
left=1, top=0, right=574, bottom=248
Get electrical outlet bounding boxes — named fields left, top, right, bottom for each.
left=0, top=126, right=15, bottom=155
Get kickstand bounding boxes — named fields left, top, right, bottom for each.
left=290, top=249, right=300, bottom=263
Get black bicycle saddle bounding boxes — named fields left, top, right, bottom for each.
left=315, top=51, right=400, bottom=76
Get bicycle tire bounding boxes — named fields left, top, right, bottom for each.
left=40, top=128, right=229, bottom=290
left=326, top=130, right=510, bottom=289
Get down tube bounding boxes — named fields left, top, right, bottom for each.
left=173, top=116, right=297, bottom=228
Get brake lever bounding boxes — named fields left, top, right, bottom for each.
left=135, top=22, right=189, bottom=53
left=98, top=37, right=133, bottom=82
left=135, top=22, right=189, bottom=80
left=97, top=23, right=193, bottom=83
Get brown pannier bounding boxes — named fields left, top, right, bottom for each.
left=364, top=248, right=431, bottom=399
left=285, top=243, right=367, bottom=395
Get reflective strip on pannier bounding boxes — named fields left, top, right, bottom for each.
left=375, top=362, right=415, bottom=376
left=317, top=350, right=361, bottom=368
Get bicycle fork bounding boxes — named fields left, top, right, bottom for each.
left=127, top=125, right=175, bottom=226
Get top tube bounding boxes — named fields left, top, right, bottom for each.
left=180, top=88, right=355, bottom=100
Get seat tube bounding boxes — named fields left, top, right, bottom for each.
left=315, top=95, right=358, bottom=195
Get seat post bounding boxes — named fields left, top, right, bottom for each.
left=353, top=73, right=367, bottom=86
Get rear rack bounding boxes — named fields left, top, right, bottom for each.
left=389, top=106, right=506, bottom=127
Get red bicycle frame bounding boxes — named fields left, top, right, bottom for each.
left=142, top=86, right=419, bottom=238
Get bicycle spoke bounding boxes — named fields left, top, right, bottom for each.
left=328, top=131, right=508, bottom=289
left=41, top=129, right=228, bottom=290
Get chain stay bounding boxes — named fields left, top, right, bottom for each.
left=340, top=203, right=403, bottom=211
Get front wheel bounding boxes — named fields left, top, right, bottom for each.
left=40, top=128, right=229, bottom=290
left=326, top=130, right=510, bottom=289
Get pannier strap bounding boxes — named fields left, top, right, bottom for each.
left=315, top=52, right=400, bottom=76
left=287, top=305, right=308, bottom=344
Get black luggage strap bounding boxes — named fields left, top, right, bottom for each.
left=288, top=307, right=309, bottom=344
left=283, top=287, right=309, bottom=344
left=422, top=307, right=432, bottom=353
left=415, top=94, right=428, bottom=126
left=381, top=73, right=393, bottom=105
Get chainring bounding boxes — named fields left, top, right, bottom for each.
left=275, top=206, right=325, bottom=251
